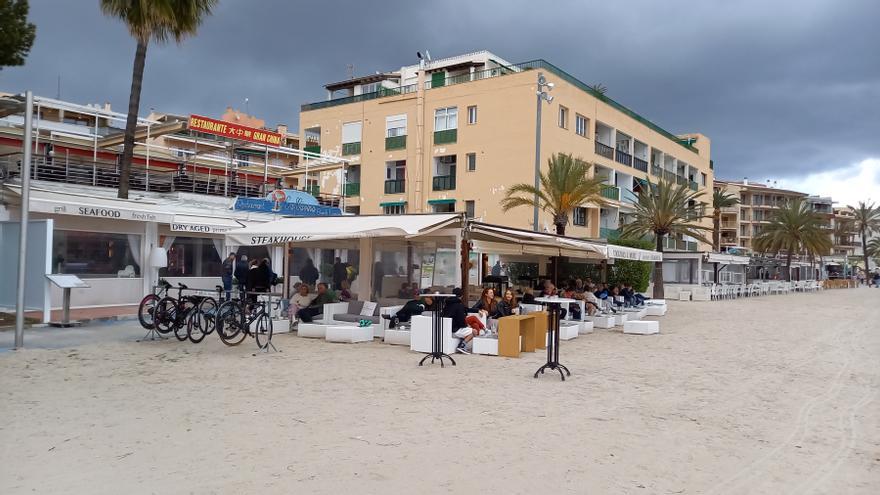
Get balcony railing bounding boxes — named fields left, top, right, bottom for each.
left=663, top=237, right=698, bottom=251
left=650, top=164, right=662, bottom=177
left=663, top=170, right=677, bottom=182
left=342, top=142, right=361, bottom=156
left=434, top=129, right=457, bottom=144
left=595, top=141, right=614, bottom=160
left=304, top=184, right=320, bottom=196
left=385, top=135, right=406, bottom=150
left=432, top=175, right=456, bottom=191
left=620, top=188, right=638, bottom=204
left=302, top=84, right=418, bottom=111
left=676, top=175, right=687, bottom=186
left=600, top=185, right=620, bottom=201
left=615, top=149, right=633, bottom=166
left=303, top=145, right=321, bottom=155
left=633, top=157, right=648, bottom=172
left=721, top=222, right=737, bottom=229
left=689, top=180, right=698, bottom=191
left=600, top=227, right=619, bottom=240
left=384, top=179, right=405, bottom=194
left=344, top=182, right=360, bottom=197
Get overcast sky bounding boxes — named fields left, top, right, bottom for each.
left=3, top=0, right=878, bottom=204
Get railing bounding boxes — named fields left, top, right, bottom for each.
left=676, top=175, right=687, bottom=186
left=664, top=237, right=699, bottom=251
left=303, top=145, right=321, bottom=155
left=302, top=84, right=418, bottom=111
left=432, top=175, right=456, bottom=191
left=304, top=184, right=320, bottom=196
left=620, top=188, right=638, bottom=204
left=600, top=227, right=619, bottom=240
left=342, top=142, right=361, bottom=156
left=427, top=65, right=522, bottom=89
left=344, top=182, right=360, bottom=197
left=615, top=149, right=632, bottom=166
left=434, top=129, right=457, bottom=144
left=595, top=141, right=614, bottom=160
left=721, top=206, right=738, bottom=213
left=600, top=185, right=620, bottom=201
left=385, top=135, right=406, bottom=150
left=662, top=170, right=677, bottom=182
left=689, top=180, right=698, bottom=191
left=650, top=164, right=662, bottom=176
left=633, top=157, right=648, bottom=172
left=384, top=179, right=405, bottom=194
left=721, top=222, right=737, bottom=229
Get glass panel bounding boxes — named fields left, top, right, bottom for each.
left=53, top=230, right=141, bottom=278
left=159, top=237, right=224, bottom=278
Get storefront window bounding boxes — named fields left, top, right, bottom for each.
left=53, top=230, right=141, bottom=278
left=160, top=237, right=223, bottom=278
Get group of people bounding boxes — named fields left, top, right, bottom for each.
left=221, top=253, right=277, bottom=300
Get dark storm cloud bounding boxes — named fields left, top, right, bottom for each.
left=3, top=0, right=878, bottom=183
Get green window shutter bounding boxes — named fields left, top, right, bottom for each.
left=431, top=72, right=446, bottom=88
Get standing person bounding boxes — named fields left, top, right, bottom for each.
left=372, top=260, right=385, bottom=300
left=234, top=254, right=249, bottom=296
left=332, top=256, right=347, bottom=290
left=296, top=283, right=337, bottom=323
left=491, top=260, right=502, bottom=277
left=221, top=253, right=236, bottom=300
left=299, top=258, right=319, bottom=287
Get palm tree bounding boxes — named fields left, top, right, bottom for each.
left=619, top=178, right=711, bottom=298
left=849, top=201, right=880, bottom=277
left=832, top=218, right=855, bottom=247
left=712, top=188, right=739, bottom=251
left=500, top=153, right=607, bottom=236
left=101, top=0, right=218, bottom=199
left=753, top=198, right=831, bottom=281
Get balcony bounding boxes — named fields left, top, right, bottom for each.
left=384, top=179, right=405, bottom=194
left=344, top=182, right=360, bottom=197
left=434, top=129, right=457, bottom=145
left=342, top=142, right=361, bottom=156
left=620, top=188, right=638, bottom=204
left=676, top=175, right=687, bottom=186
left=595, top=141, right=614, bottom=160
left=385, top=135, right=406, bottom=150
left=600, top=227, right=620, bottom=240
left=432, top=175, right=456, bottom=191
left=689, top=180, right=698, bottom=191
left=721, top=222, right=737, bottom=230
left=663, top=170, right=677, bottom=182
left=633, top=157, right=648, bottom=172
left=600, top=185, right=620, bottom=201
left=721, top=206, right=738, bottom=213
left=650, top=164, right=662, bottom=177
left=664, top=237, right=699, bottom=251
left=303, top=145, right=321, bottom=155
left=302, top=84, right=418, bottom=111
left=615, top=149, right=633, bottom=166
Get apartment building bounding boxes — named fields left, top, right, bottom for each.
left=830, top=206, right=862, bottom=258
left=296, top=50, right=714, bottom=248
left=714, top=179, right=808, bottom=253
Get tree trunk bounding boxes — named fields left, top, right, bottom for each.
left=652, top=234, right=664, bottom=299
left=118, top=39, right=148, bottom=200
left=555, top=222, right=565, bottom=236
left=861, top=227, right=869, bottom=285
left=712, top=208, right=721, bottom=252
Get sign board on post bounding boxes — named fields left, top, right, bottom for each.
left=188, top=114, right=282, bottom=147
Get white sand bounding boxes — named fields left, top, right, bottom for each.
left=1, top=289, right=878, bottom=494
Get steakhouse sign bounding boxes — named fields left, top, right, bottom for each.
left=188, top=114, right=282, bottom=147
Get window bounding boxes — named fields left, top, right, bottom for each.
left=432, top=202, right=455, bottom=213
left=465, top=200, right=475, bottom=218
left=573, top=207, right=587, bottom=226
left=466, top=153, right=476, bottom=171
left=701, top=173, right=707, bottom=186
left=361, top=82, right=380, bottom=94
left=342, top=121, right=362, bottom=144
left=558, top=106, right=569, bottom=129
left=386, top=114, right=407, bottom=137
left=575, top=114, right=588, bottom=137
left=383, top=204, right=407, bottom=215
left=53, top=231, right=141, bottom=278
left=159, top=237, right=224, bottom=278
left=434, top=107, right=458, bottom=131
left=467, top=105, right=477, bottom=124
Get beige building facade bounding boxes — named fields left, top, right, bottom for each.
left=296, top=51, right=714, bottom=248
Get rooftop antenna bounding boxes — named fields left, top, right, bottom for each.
left=56, top=75, right=61, bottom=100
left=346, top=64, right=354, bottom=79
left=416, top=50, right=432, bottom=69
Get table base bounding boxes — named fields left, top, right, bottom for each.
left=534, top=361, right=571, bottom=380
left=419, top=352, right=457, bottom=367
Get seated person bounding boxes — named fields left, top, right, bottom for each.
left=383, top=295, right=434, bottom=329
left=583, top=284, right=601, bottom=315
left=561, top=286, right=582, bottom=320
left=496, top=289, right=520, bottom=317
left=397, top=282, right=411, bottom=299
left=594, top=283, right=609, bottom=300
left=540, top=280, right=556, bottom=297
left=288, top=283, right=315, bottom=325
left=470, top=287, right=498, bottom=318
left=296, top=282, right=337, bottom=323
left=520, top=287, right=536, bottom=304
left=338, top=279, right=353, bottom=302
left=442, top=288, right=475, bottom=354
left=609, top=286, right=625, bottom=308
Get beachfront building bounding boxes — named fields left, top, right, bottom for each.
left=296, top=50, right=715, bottom=250
left=0, top=93, right=347, bottom=317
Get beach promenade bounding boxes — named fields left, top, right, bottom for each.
left=1, top=289, right=877, bottom=494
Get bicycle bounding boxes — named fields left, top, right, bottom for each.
left=154, top=284, right=208, bottom=340
left=138, top=279, right=172, bottom=330
left=215, top=291, right=279, bottom=351
left=186, top=285, right=225, bottom=344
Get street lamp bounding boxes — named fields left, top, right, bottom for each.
left=533, top=73, right=554, bottom=231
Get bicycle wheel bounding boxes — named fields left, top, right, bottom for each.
left=174, top=307, right=192, bottom=341
left=154, top=297, right=178, bottom=334
left=187, top=297, right=216, bottom=343
left=137, top=293, right=160, bottom=329
left=216, top=300, right=247, bottom=346
left=254, top=313, right=273, bottom=350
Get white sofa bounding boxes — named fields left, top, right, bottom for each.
left=410, top=315, right=459, bottom=354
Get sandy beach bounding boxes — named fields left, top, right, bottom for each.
left=1, top=289, right=878, bottom=494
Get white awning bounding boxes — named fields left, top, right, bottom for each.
left=224, top=213, right=463, bottom=246
left=706, top=253, right=750, bottom=265
left=468, top=223, right=607, bottom=259
left=6, top=184, right=172, bottom=222
left=607, top=244, right=663, bottom=262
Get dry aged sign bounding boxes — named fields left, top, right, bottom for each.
left=188, top=114, right=282, bottom=147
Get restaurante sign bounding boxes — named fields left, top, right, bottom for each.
left=188, top=114, right=283, bottom=147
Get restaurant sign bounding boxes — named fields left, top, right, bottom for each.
left=233, top=197, right=341, bottom=217
left=170, top=223, right=237, bottom=234
left=188, top=114, right=282, bottom=147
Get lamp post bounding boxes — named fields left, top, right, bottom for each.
left=533, top=73, right=554, bottom=231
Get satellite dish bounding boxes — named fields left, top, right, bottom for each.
left=424, top=50, right=432, bottom=62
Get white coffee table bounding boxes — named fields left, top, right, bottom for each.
left=297, top=323, right=329, bottom=339
left=325, top=325, right=373, bottom=343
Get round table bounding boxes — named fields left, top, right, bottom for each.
left=534, top=296, right=575, bottom=380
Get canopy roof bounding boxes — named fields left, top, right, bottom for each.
left=705, top=253, right=751, bottom=265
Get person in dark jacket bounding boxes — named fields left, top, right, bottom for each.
left=296, top=283, right=337, bottom=322
left=442, top=288, right=477, bottom=354
left=331, top=257, right=347, bottom=290
left=383, top=295, right=435, bottom=328
left=470, top=287, right=498, bottom=318
left=234, top=255, right=249, bottom=294
left=495, top=289, right=520, bottom=317
left=299, top=258, right=319, bottom=287
left=221, top=253, right=235, bottom=300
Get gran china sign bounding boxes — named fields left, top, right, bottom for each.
left=188, top=114, right=282, bottom=147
